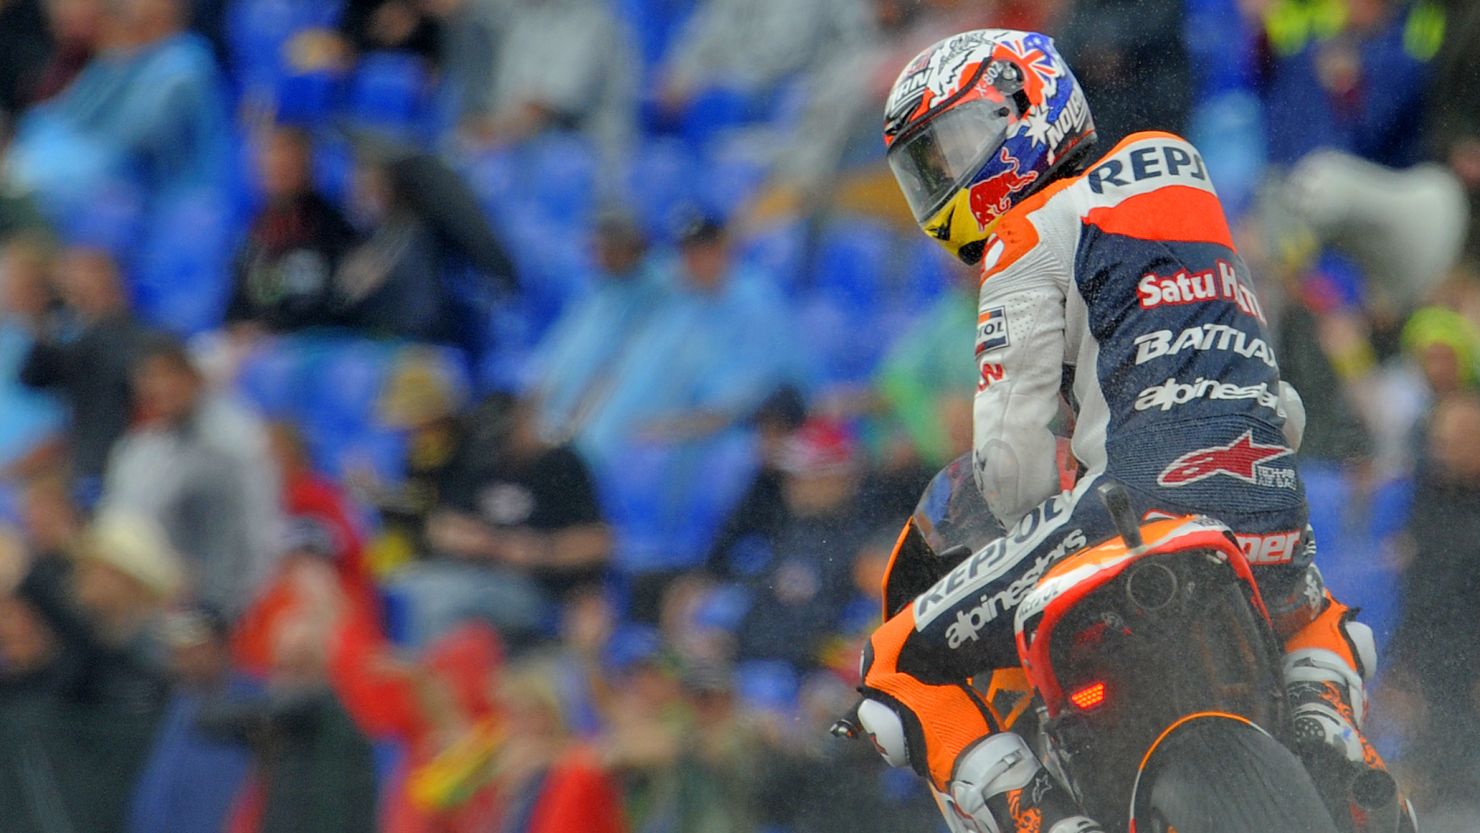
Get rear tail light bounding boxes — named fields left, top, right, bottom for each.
left=1069, top=681, right=1107, bottom=711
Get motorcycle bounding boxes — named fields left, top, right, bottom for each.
left=838, top=455, right=1401, bottom=833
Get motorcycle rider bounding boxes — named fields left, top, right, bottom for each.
left=854, top=29, right=1412, bottom=833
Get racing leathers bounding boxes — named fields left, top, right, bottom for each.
left=858, top=132, right=1405, bottom=833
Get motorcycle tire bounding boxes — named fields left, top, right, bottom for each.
left=1130, top=715, right=1341, bottom=833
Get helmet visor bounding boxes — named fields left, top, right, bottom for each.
left=887, top=98, right=1014, bottom=223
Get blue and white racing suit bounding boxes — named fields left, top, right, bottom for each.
left=859, top=131, right=1401, bottom=833
left=907, top=130, right=1314, bottom=672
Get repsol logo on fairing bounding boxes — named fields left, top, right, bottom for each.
left=1134, top=377, right=1281, bottom=413
left=914, top=496, right=1073, bottom=627
left=945, top=528, right=1088, bottom=649
left=1134, top=324, right=1277, bottom=368
left=1086, top=142, right=1210, bottom=194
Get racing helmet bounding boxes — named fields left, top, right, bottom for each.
left=884, top=30, right=1096, bottom=265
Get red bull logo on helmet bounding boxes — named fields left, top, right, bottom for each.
left=969, top=149, right=1039, bottom=230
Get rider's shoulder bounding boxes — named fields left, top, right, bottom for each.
left=1064, top=131, right=1216, bottom=202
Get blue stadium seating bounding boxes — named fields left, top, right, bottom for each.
left=901, top=236, right=956, bottom=311
left=226, top=0, right=342, bottom=95
left=304, top=340, right=393, bottom=429
left=614, top=0, right=698, bottom=74
left=596, top=430, right=758, bottom=575
left=697, top=138, right=766, bottom=219
left=59, top=182, right=144, bottom=258
left=275, top=69, right=342, bottom=126
left=349, top=52, right=433, bottom=135
left=605, top=624, right=663, bottom=671
left=679, top=87, right=758, bottom=149
left=625, top=138, right=699, bottom=238
left=811, top=219, right=892, bottom=309
left=1301, top=462, right=1402, bottom=651
left=311, top=133, right=357, bottom=205
left=734, top=659, right=799, bottom=714
left=524, top=134, right=598, bottom=225
left=736, top=218, right=807, bottom=297
left=132, top=191, right=234, bottom=335
left=236, top=340, right=308, bottom=418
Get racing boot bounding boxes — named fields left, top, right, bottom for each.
left=946, top=733, right=1104, bottom=833
left=1284, top=599, right=1417, bottom=833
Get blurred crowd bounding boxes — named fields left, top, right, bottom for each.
left=0, top=0, right=1478, bottom=831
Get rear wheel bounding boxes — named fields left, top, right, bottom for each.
left=1131, top=716, right=1340, bottom=833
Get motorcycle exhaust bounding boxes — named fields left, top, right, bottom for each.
left=1126, top=561, right=1179, bottom=613
left=1351, top=768, right=1397, bottom=811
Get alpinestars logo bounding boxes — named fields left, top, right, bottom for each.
left=944, top=529, right=1087, bottom=649
left=1157, top=431, right=1295, bottom=488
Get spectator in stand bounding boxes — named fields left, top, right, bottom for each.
left=0, top=509, right=183, bottom=833
left=269, top=423, right=372, bottom=603
left=655, top=0, right=872, bottom=135
left=198, top=612, right=378, bottom=833
left=340, top=0, right=441, bottom=66
left=335, top=153, right=454, bottom=342
left=529, top=209, right=666, bottom=442
left=0, top=235, right=64, bottom=474
left=233, top=514, right=373, bottom=678
left=493, top=655, right=627, bottom=833
left=578, top=211, right=810, bottom=467
left=744, top=0, right=993, bottom=227
left=733, top=419, right=867, bottom=670
left=593, top=626, right=693, bottom=833
left=330, top=620, right=505, bottom=833
left=103, top=336, right=281, bottom=616
left=872, top=261, right=977, bottom=471
left=466, top=0, right=637, bottom=178
left=383, top=392, right=570, bottom=648
left=29, top=0, right=103, bottom=104
left=225, top=126, right=358, bottom=337
left=706, top=387, right=806, bottom=580
left=20, top=247, right=153, bottom=488
left=1054, top=0, right=1191, bottom=148
left=1251, top=0, right=1439, bottom=168
left=671, top=660, right=766, bottom=833
left=357, top=349, right=470, bottom=572
left=10, top=0, right=229, bottom=214
left=17, top=472, right=81, bottom=559
left=0, top=527, right=63, bottom=832
left=1388, top=391, right=1480, bottom=805
left=428, top=392, right=611, bottom=604
left=0, top=113, right=52, bottom=240
left=400, top=0, right=488, bottom=130
left=0, top=0, right=52, bottom=114
left=1426, top=0, right=1480, bottom=260
left=128, top=605, right=256, bottom=833
left=757, top=670, right=940, bottom=833
left=1402, top=307, right=1480, bottom=403
left=1394, top=306, right=1480, bottom=468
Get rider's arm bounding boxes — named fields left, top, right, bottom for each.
left=972, top=229, right=1071, bottom=528
left=1278, top=380, right=1306, bottom=452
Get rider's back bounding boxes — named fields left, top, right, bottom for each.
left=974, top=131, right=1305, bottom=525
